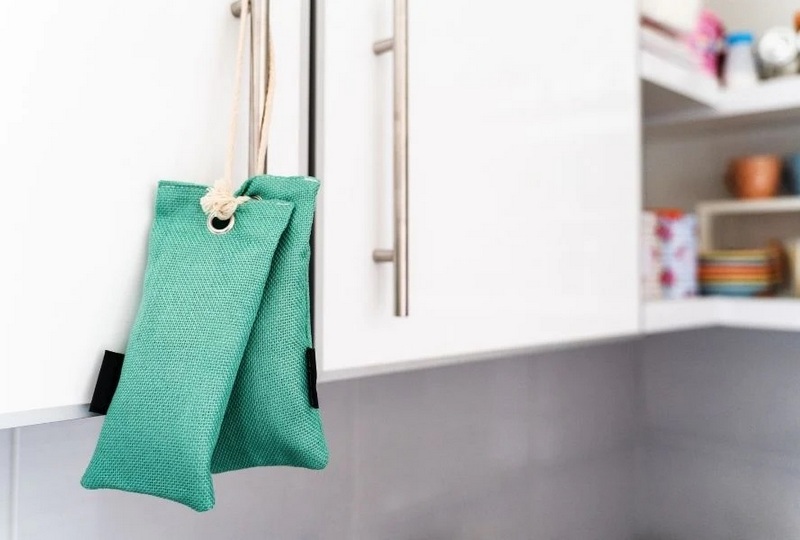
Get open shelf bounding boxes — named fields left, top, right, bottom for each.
left=697, top=196, right=800, bottom=215
left=644, top=297, right=719, bottom=333
left=644, top=297, right=800, bottom=334
left=641, top=51, right=719, bottom=111
left=696, top=196, right=800, bottom=250
left=642, top=50, right=800, bottom=131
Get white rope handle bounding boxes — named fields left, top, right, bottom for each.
left=255, top=30, right=275, bottom=174
left=201, top=0, right=275, bottom=221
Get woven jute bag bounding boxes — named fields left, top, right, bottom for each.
left=81, top=0, right=327, bottom=512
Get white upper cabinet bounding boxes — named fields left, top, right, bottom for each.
left=0, top=0, right=309, bottom=426
left=316, top=0, right=640, bottom=375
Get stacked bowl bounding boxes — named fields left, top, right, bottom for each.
left=699, top=249, right=777, bottom=296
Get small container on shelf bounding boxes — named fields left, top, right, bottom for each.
left=642, top=209, right=698, bottom=300
left=724, top=32, right=760, bottom=88
left=782, top=153, right=800, bottom=195
left=642, top=212, right=663, bottom=301
left=657, top=211, right=698, bottom=299
left=782, top=237, right=800, bottom=296
left=690, top=10, right=725, bottom=79
left=726, top=154, right=781, bottom=199
left=757, top=27, right=800, bottom=79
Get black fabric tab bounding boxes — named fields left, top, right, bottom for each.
left=88, top=350, right=125, bottom=415
left=306, top=348, right=319, bottom=409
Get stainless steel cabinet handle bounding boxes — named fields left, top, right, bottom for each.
left=373, top=0, right=409, bottom=317
left=231, top=0, right=271, bottom=176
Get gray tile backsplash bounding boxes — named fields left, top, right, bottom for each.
left=0, top=341, right=640, bottom=540
left=7, top=328, right=800, bottom=539
left=526, top=344, right=639, bottom=463
left=637, top=441, right=800, bottom=540
left=0, top=430, right=10, bottom=538
left=16, top=329, right=800, bottom=540
left=643, top=329, right=800, bottom=453
left=638, top=328, right=800, bottom=540
left=10, top=384, right=357, bottom=540
left=350, top=343, right=639, bottom=540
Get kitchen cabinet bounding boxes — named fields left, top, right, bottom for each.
left=315, top=0, right=641, bottom=375
left=1, top=0, right=640, bottom=426
left=0, top=0, right=310, bottom=427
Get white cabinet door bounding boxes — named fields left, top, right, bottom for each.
left=0, top=0, right=309, bottom=427
left=316, top=0, right=640, bottom=375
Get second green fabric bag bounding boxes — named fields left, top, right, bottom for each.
left=81, top=181, right=293, bottom=512
left=212, top=175, right=328, bottom=473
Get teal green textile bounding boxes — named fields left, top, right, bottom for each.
left=82, top=176, right=325, bottom=512
left=212, top=175, right=327, bottom=473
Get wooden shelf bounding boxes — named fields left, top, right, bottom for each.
left=642, top=50, right=800, bottom=131
left=644, top=297, right=800, bottom=334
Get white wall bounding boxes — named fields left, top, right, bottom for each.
left=644, top=121, right=800, bottom=211
left=0, top=342, right=639, bottom=540
left=705, top=0, right=798, bottom=35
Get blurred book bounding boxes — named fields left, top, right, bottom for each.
left=641, top=0, right=701, bottom=34
left=641, top=24, right=698, bottom=70
left=641, top=12, right=725, bottom=80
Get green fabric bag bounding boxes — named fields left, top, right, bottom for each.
left=81, top=181, right=294, bottom=511
left=211, top=175, right=328, bottom=473
left=82, top=2, right=327, bottom=511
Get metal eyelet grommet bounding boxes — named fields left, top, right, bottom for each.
left=207, top=214, right=235, bottom=235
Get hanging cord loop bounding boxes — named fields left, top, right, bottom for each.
left=255, top=29, right=275, bottom=174
left=201, top=0, right=275, bottom=221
